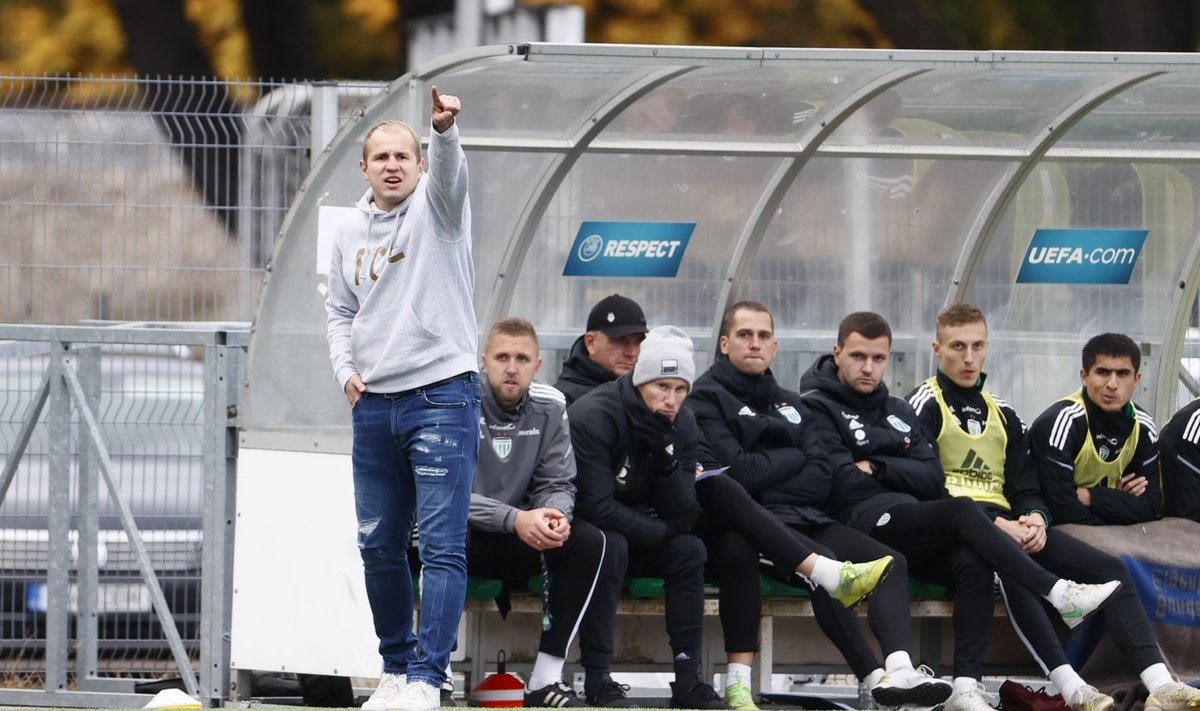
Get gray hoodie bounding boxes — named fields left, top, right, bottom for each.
left=470, top=374, right=576, bottom=533
left=325, top=122, right=476, bottom=393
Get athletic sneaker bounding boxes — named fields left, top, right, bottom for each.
left=724, top=680, right=760, bottom=711
left=670, top=681, right=728, bottom=709
left=363, top=673, right=406, bottom=711
left=386, top=680, right=440, bottom=711
left=998, top=680, right=1069, bottom=711
left=586, top=677, right=637, bottom=708
left=829, top=555, right=895, bottom=608
left=1066, top=684, right=1115, bottom=711
left=870, top=665, right=954, bottom=707
left=525, top=681, right=587, bottom=708
left=1057, top=580, right=1121, bottom=629
left=1145, top=681, right=1200, bottom=711
left=945, top=682, right=996, bottom=711
left=439, top=681, right=457, bottom=708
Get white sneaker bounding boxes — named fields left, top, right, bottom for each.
left=863, top=668, right=886, bottom=689
left=870, top=665, right=953, bottom=707
left=945, top=683, right=996, bottom=711
left=1058, top=580, right=1121, bottom=629
left=1067, top=684, right=1115, bottom=711
left=387, top=680, right=441, bottom=711
left=1145, top=681, right=1200, bottom=711
left=363, top=673, right=407, bottom=711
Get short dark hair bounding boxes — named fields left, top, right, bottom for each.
left=721, top=301, right=774, bottom=338
left=935, top=302, right=987, bottom=340
left=486, top=317, right=539, bottom=349
left=838, top=312, right=892, bottom=346
left=1082, top=333, right=1141, bottom=373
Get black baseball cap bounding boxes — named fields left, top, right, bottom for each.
left=586, top=294, right=648, bottom=338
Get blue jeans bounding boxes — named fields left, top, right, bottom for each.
left=351, top=372, right=480, bottom=686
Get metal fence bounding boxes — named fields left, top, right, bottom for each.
left=0, top=74, right=385, bottom=325
left=0, top=323, right=247, bottom=707
left=0, top=74, right=384, bottom=704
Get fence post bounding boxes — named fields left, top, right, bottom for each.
left=45, top=342, right=71, bottom=692
left=198, top=336, right=242, bottom=704
left=74, top=346, right=102, bottom=687
left=311, top=81, right=340, bottom=167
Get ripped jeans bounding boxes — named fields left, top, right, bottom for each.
left=351, top=372, right=480, bottom=686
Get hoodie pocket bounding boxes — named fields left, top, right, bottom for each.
left=408, top=303, right=440, bottom=340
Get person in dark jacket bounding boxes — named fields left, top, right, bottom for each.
left=470, top=318, right=624, bottom=708
left=1023, top=333, right=1160, bottom=526
left=555, top=294, right=648, bottom=405
left=1159, top=397, right=1200, bottom=523
left=569, top=326, right=891, bottom=710
left=800, top=312, right=1122, bottom=711
left=909, top=303, right=1200, bottom=711
left=689, top=301, right=952, bottom=708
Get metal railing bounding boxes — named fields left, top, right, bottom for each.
left=0, top=323, right=247, bottom=707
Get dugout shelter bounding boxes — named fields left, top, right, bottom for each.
left=233, top=44, right=1200, bottom=682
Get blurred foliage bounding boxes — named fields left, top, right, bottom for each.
left=0, top=0, right=127, bottom=73
left=0, top=0, right=1191, bottom=91
left=184, top=0, right=252, bottom=79
left=312, top=0, right=403, bottom=81
left=0, top=0, right=403, bottom=84
left=541, top=0, right=891, bottom=47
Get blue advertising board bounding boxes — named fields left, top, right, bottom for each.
left=1016, top=228, right=1148, bottom=284
left=562, top=221, right=695, bottom=277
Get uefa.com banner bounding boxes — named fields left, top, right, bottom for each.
left=1016, top=228, right=1149, bottom=284
left=563, top=221, right=695, bottom=277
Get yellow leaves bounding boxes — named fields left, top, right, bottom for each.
left=3, top=4, right=51, bottom=52
left=0, top=0, right=128, bottom=75
left=185, top=0, right=253, bottom=80
left=812, top=0, right=890, bottom=48
left=704, top=5, right=762, bottom=45
left=607, top=0, right=663, bottom=15
left=563, top=0, right=897, bottom=49
left=601, top=13, right=692, bottom=44
left=341, top=0, right=399, bottom=33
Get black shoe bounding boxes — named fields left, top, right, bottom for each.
left=525, top=681, right=587, bottom=708
left=670, top=681, right=727, bottom=710
left=440, top=686, right=457, bottom=707
left=587, top=677, right=638, bottom=708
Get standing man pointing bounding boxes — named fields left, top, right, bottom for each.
left=326, top=86, right=480, bottom=711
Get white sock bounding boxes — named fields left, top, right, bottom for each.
left=1140, top=663, right=1174, bottom=694
left=885, top=651, right=914, bottom=673
left=528, top=652, right=566, bottom=691
left=953, top=677, right=977, bottom=694
left=1050, top=664, right=1086, bottom=702
left=1047, top=579, right=1069, bottom=609
left=727, top=663, right=753, bottom=691
left=809, top=556, right=842, bottom=591
left=865, top=668, right=886, bottom=688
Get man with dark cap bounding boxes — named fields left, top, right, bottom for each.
left=556, top=294, right=648, bottom=405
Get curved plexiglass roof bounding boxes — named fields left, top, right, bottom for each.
left=243, top=45, right=1200, bottom=452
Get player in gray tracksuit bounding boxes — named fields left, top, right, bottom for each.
left=470, top=318, right=625, bottom=708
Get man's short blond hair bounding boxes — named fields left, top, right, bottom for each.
left=935, top=302, right=987, bottom=340
left=486, top=317, right=539, bottom=350
left=362, top=120, right=422, bottom=161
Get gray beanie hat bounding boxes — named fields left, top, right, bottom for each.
left=632, top=325, right=695, bottom=389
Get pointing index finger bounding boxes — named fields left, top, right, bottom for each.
left=431, top=85, right=441, bottom=107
